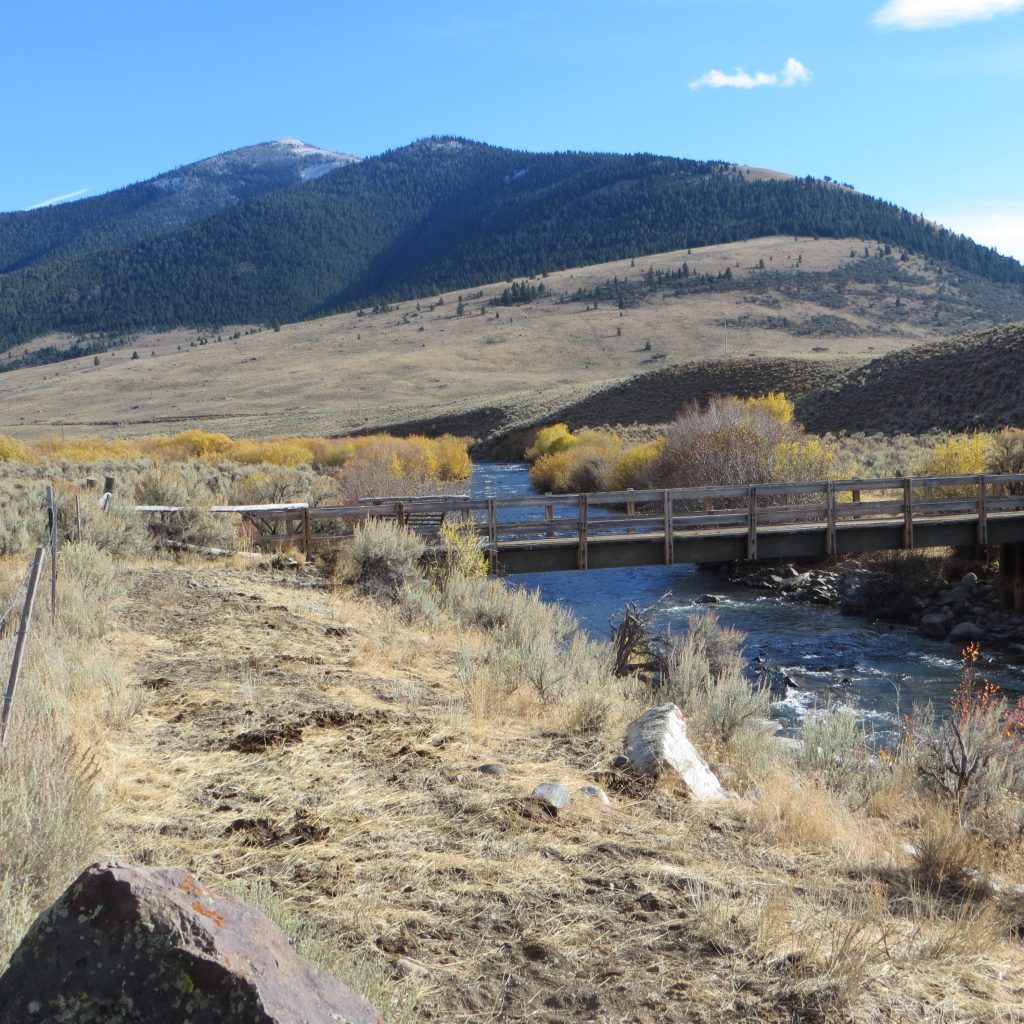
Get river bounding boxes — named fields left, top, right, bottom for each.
left=470, top=462, right=1024, bottom=736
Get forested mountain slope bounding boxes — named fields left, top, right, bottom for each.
left=0, top=139, right=358, bottom=275
left=1, top=137, right=1020, bottom=355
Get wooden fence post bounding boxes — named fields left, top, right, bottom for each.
left=544, top=498, right=554, bottom=539
left=46, top=485, right=57, bottom=625
left=0, top=547, right=44, bottom=750
left=301, top=508, right=311, bottom=557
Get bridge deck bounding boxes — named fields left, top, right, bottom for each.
left=133, top=473, right=1024, bottom=581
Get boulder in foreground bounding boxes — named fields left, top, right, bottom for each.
left=0, top=861, right=386, bottom=1024
left=624, top=704, right=732, bottom=801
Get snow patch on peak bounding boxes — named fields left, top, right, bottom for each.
left=414, top=137, right=468, bottom=152
left=300, top=163, right=345, bottom=181
left=274, top=138, right=360, bottom=163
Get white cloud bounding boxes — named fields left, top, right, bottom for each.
left=780, top=57, right=812, bottom=86
left=690, top=57, right=811, bottom=90
left=27, top=187, right=90, bottom=210
left=935, top=205, right=1024, bottom=262
left=873, top=0, right=1024, bottom=29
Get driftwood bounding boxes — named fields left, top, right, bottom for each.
left=609, top=596, right=670, bottom=679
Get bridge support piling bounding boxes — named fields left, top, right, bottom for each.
left=1000, top=542, right=1024, bottom=613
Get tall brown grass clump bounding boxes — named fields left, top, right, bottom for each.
left=649, top=393, right=837, bottom=489
left=0, top=543, right=138, bottom=964
left=903, top=644, right=1024, bottom=836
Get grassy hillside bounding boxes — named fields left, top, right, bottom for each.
left=3, top=238, right=1023, bottom=442
left=387, top=357, right=859, bottom=454
left=797, top=322, right=1024, bottom=435
left=1, top=137, right=1022, bottom=355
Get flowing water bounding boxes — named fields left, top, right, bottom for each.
left=471, top=462, right=1024, bottom=735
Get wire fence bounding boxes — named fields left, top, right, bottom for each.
left=0, top=484, right=60, bottom=752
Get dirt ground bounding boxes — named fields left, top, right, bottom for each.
left=3, top=236, right=1017, bottom=443
left=98, top=558, right=1024, bottom=1023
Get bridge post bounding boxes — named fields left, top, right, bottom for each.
left=902, top=479, right=914, bottom=549
left=1000, top=543, right=1024, bottom=613
left=663, top=492, right=674, bottom=565
left=826, top=481, right=836, bottom=557
left=577, top=494, right=589, bottom=570
left=747, top=486, right=758, bottom=560
left=487, top=499, right=497, bottom=574
left=977, top=476, right=988, bottom=547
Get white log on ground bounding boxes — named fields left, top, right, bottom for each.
left=624, top=704, right=731, bottom=801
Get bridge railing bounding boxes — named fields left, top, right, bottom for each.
left=131, top=472, right=1024, bottom=559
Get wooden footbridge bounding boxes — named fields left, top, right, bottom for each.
left=178, top=473, right=1024, bottom=610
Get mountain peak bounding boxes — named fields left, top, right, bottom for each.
left=272, top=138, right=359, bottom=162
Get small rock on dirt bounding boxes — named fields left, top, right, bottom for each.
left=579, top=785, right=611, bottom=805
left=532, top=782, right=572, bottom=809
left=477, top=763, right=506, bottom=779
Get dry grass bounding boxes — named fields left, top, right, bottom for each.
left=0, top=543, right=139, bottom=961
left=66, top=556, right=1024, bottom=1023
left=799, top=322, right=1024, bottom=436
left=1, top=237, right=1016, bottom=444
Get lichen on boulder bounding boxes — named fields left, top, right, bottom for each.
left=0, top=861, right=386, bottom=1024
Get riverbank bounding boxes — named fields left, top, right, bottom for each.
left=6, top=547, right=1015, bottom=1022
left=727, top=555, right=1024, bottom=653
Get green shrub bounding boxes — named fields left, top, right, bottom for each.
left=133, top=467, right=236, bottom=548
left=58, top=542, right=129, bottom=638
left=427, top=517, right=485, bottom=590
left=349, top=519, right=426, bottom=601
left=663, top=612, right=768, bottom=745
left=796, top=705, right=884, bottom=802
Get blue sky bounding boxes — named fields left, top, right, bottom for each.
left=3, top=0, right=1022, bottom=258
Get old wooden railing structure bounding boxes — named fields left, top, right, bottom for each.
left=133, top=474, right=1024, bottom=608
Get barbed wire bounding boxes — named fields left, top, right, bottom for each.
left=0, top=559, right=34, bottom=637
